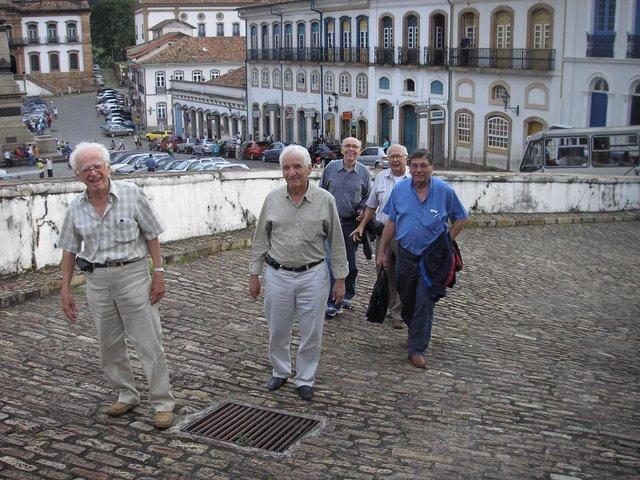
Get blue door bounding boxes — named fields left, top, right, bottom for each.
left=590, top=92, right=608, bottom=127
left=379, top=103, right=390, bottom=144
left=401, top=105, right=417, bottom=153
left=298, top=111, right=307, bottom=146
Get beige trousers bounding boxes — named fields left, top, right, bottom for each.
left=85, top=259, right=174, bottom=412
left=375, top=237, right=402, bottom=322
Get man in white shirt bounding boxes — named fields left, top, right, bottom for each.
left=351, top=144, right=410, bottom=329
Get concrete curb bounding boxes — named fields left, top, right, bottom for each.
left=1, top=212, right=638, bottom=308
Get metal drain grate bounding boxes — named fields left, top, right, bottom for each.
left=182, top=402, right=320, bottom=452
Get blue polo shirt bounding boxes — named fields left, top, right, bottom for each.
left=383, top=177, right=468, bottom=256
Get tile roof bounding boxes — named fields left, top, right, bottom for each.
left=149, top=19, right=195, bottom=31
left=141, top=36, right=246, bottom=65
left=136, top=0, right=258, bottom=5
left=15, top=0, right=90, bottom=11
left=206, top=67, right=246, bottom=89
left=127, top=32, right=187, bottom=60
left=238, top=0, right=303, bottom=9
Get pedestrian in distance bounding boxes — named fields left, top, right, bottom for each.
left=145, top=153, right=156, bottom=172
left=351, top=144, right=411, bottom=329
left=118, top=138, right=126, bottom=151
left=235, top=134, right=242, bottom=161
left=3, top=149, right=11, bottom=167
left=58, top=142, right=174, bottom=428
left=46, top=112, right=52, bottom=128
left=249, top=145, right=348, bottom=401
left=110, top=139, right=116, bottom=150
left=382, top=137, right=390, bottom=151
left=377, top=149, right=468, bottom=369
left=53, top=107, right=58, bottom=119
left=319, top=137, right=372, bottom=318
left=46, top=157, right=53, bottom=177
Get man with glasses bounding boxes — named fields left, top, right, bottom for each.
left=319, top=137, right=372, bottom=318
left=376, top=150, right=467, bottom=369
left=57, top=142, right=174, bottom=428
left=350, top=144, right=410, bottom=329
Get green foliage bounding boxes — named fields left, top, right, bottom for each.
left=90, top=0, right=135, bottom=63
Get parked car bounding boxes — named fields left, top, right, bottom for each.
left=309, top=144, right=340, bottom=167
left=110, top=154, right=149, bottom=172
left=103, top=124, right=135, bottom=137
left=357, top=146, right=389, bottom=168
left=188, top=158, right=230, bottom=171
left=260, top=142, right=287, bottom=162
left=208, top=163, right=250, bottom=171
left=193, top=139, right=217, bottom=155
left=117, top=153, right=171, bottom=174
left=243, top=141, right=270, bottom=160
left=144, top=130, right=172, bottom=141
left=103, top=119, right=136, bottom=131
left=176, top=138, right=200, bottom=154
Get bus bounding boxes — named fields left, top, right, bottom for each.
left=519, top=126, right=640, bottom=175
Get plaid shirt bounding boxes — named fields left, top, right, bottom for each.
left=319, top=159, right=372, bottom=220
left=57, top=180, right=164, bottom=263
left=366, top=167, right=410, bottom=224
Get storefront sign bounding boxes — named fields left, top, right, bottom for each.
left=430, top=109, right=445, bottom=124
left=341, top=111, right=353, bottom=121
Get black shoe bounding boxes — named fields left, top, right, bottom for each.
left=267, top=376, right=287, bottom=391
left=296, top=385, right=314, bottom=401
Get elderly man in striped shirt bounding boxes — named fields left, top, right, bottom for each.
left=58, top=142, right=174, bottom=429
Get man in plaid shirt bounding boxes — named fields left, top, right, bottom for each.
left=57, top=142, right=174, bottom=429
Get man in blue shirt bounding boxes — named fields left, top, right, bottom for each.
left=320, top=137, right=372, bottom=317
left=377, top=149, right=467, bottom=368
left=145, top=154, right=156, bottom=172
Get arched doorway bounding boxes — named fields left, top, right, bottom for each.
left=297, top=110, right=307, bottom=146
left=357, top=119, right=367, bottom=145
left=252, top=104, right=260, bottom=140
left=275, top=106, right=283, bottom=141
left=400, top=104, right=418, bottom=153
left=525, top=119, right=545, bottom=137
left=378, top=102, right=392, bottom=145
left=241, top=118, right=248, bottom=139
left=630, top=83, right=640, bottom=126
left=231, top=117, right=239, bottom=136
left=324, top=113, right=335, bottom=142
left=429, top=13, right=446, bottom=66
left=10, top=55, right=17, bottom=74
left=429, top=107, right=446, bottom=166
left=262, top=105, right=270, bottom=138
left=589, top=78, right=609, bottom=127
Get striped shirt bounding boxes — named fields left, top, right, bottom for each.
left=319, top=159, right=372, bottom=220
left=57, top=180, right=164, bottom=263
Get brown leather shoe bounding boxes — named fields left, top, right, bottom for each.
left=106, top=402, right=137, bottom=417
left=391, top=318, right=405, bottom=329
left=409, top=354, right=426, bottom=369
left=154, top=411, right=173, bottom=429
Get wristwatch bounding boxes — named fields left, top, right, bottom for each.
left=153, top=267, right=165, bottom=273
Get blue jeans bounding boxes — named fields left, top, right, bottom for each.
left=395, top=247, right=436, bottom=356
left=326, top=219, right=358, bottom=308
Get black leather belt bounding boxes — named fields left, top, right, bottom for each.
left=265, top=254, right=324, bottom=272
left=93, top=258, right=141, bottom=268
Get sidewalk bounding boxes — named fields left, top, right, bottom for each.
left=1, top=211, right=638, bottom=308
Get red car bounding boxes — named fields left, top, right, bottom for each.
left=243, top=141, right=270, bottom=160
left=156, top=136, right=182, bottom=152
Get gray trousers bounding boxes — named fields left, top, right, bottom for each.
left=264, top=262, right=330, bottom=387
left=85, top=259, right=174, bottom=412
left=375, top=237, right=402, bottom=322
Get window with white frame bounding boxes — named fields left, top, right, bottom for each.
left=356, top=74, right=367, bottom=96
left=284, top=69, right=293, bottom=89
left=251, top=68, right=259, bottom=86
left=496, top=23, right=511, bottom=49
left=198, top=23, right=206, bottom=37
left=261, top=69, right=270, bottom=87
left=342, top=20, right=351, bottom=48
left=232, top=23, right=240, bottom=36
left=192, top=70, right=203, bottom=82
left=487, top=116, right=509, bottom=149
left=49, top=52, right=60, bottom=71
left=30, top=53, right=40, bottom=72
left=339, top=73, right=351, bottom=95
left=273, top=24, right=281, bottom=49
left=155, top=71, right=165, bottom=89
left=311, top=70, right=320, bottom=91
left=491, top=84, right=507, bottom=101
left=324, top=72, right=335, bottom=93
left=296, top=71, right=306, bottom=90
left=68, top=51, right=78, bottom=70
left=250, top=26, right=258, bottom=49
left=533, top=23, right=551, bottom=49
left=66, top=22, right=77, bottom=41
left=465, top=25, right=477, bottom=46
left=217, top=23, right=224, bottom=36
left=311, top=23, right=320, bottom=47
left=173, top=70, right=184, bottom=81
left=273, top=70, right=281, bottom=88
left=210, top=69, right=220, bottom=80
left=156, top=102, right=167, bottom=119
left=456, top=112, right=471, bottom=144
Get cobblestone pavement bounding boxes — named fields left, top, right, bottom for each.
left=1, top=221, right=639, bottom=479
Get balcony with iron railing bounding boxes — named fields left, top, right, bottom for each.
left=25, top=36, right=40, bottom=45
left=449, top=48, right=555, bottom=71
left=247, top=47, right=369, bottom=64
left=397, top=47, right=420, bottom=66
left=424, top=47, right=447, bottom=67
left=46, top=36, right=59, bottom=44
left=586, top=33, right=615, bottom=57
left=8, top=37, right=26, bottom=47
left=374, top=47, right=395, bottom=65
left=155, top=86, right=166, bottom=94
left=66, top=35, right=78, bottom=43
left=627, top=33, right=640, bottom=59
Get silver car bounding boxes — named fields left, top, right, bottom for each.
left=357, top=147, right=389, bottom=168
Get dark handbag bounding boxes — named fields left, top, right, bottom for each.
left=365, top=267, right=390, bottom=323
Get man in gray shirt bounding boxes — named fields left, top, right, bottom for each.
left=249, top=145, right=347, bottom=401
left=57, top=142, right=174, bottom=428
left=319, top=137, right=372, bottom=317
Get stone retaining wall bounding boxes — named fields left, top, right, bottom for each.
left=0, top=170, right=638, bottom=274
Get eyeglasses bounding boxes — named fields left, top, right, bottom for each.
left=77, top=164, right=106, bottom=175
left=388, top=154, right=407, bottom=160
left=343, top=144, right=360, bottom=150
left=408, top=162, right=433, bottom=170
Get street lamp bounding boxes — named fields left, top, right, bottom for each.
left=500, top=90, right=520, bottom=116
left=327, top=92, right=339, bottom=113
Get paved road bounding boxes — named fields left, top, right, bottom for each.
left=1, top=220, right=639, bottom=479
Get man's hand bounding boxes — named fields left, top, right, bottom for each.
left=149, top=272, right=165, bottom=304
left=356, top=209, right=364, bottom=223
left=332, top=278, right=345, bottom=305
left=249, top=274, right=261, bottom=299
left=376, top=247, right=391, bottom=270
left=61, top=290, right=77, bottom=323
left=349, top=225, right=365, bottom=242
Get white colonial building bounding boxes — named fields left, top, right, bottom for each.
left=128, top=36, right=245, bottom=129
left=134, top=0, right=254, bottom=45
left=240, top=0, right=640, bottom=171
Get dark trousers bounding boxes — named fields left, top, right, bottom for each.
left=47, top=169, right=53, bottom=177
left=326, top=219, right=358, bottom=308
left=396, top=247, right=436, bottom=356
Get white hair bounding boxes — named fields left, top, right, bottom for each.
left=279, top=144, right=311, bottom=167
left=387, top=144, right=408, bottom=156
left=69, top=142, right=110, bottom=171
left=341, top=136, right=362, bottom=149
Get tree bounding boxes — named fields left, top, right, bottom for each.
left=90, top=0, right=135, bottom=64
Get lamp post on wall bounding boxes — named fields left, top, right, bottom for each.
left=501, top=91, right=520, bottom=116
left=326, top=92, right=338, bottom=112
